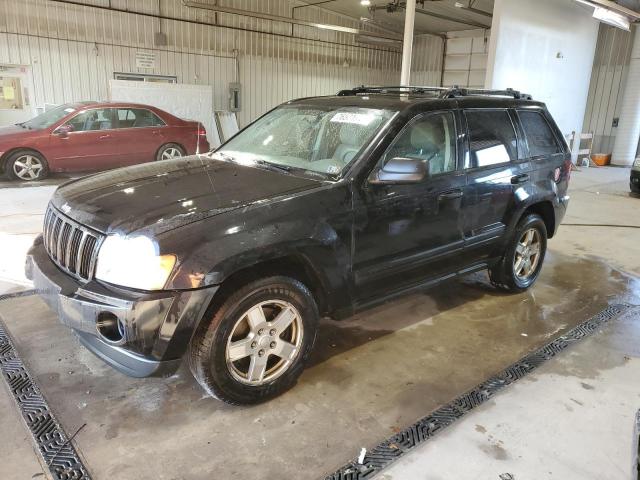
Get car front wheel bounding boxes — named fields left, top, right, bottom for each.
left=6, top=150, right=49, bottom=181
left=489, top=213, right=547, bottom=293
left=189, top=276, right=319, bottom=405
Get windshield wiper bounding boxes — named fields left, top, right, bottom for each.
left=254, top=159, right=292, bottom=173
left=16, top=122, right=26, bottom=129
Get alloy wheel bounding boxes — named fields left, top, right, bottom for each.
left=513, top=228, right=542, bottom=280
left=13, top=155, right=44, bottom=180
left=161, top=147, right=182, bottom=160
left=225, top=300, right=304, bottom=386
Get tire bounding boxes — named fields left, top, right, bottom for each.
left=489, top=213, right=547, bottom=293
left=156, top=143, right=185, bottom=162
left=189, top=276, right=319, bottom=405
left=5, top=150, right=49, bottom=181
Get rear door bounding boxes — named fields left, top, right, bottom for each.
left=47, top=108, right=119, bottom=171
left=111, top=108, right=167, bottom=165
left=462, top=108, right=531, bottom=262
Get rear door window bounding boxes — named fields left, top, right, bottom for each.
left=464, top=110, right=517, bottom=168
left=518, top=110, right=562, bottom=157
left=116, top=108, right=165, bottom=128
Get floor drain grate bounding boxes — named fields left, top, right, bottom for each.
left=0, top=318, right=91, bottom=479
left=325, top=303, right=631, bottom=480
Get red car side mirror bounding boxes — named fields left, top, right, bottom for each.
left=54, top=124, right=74, bottom=137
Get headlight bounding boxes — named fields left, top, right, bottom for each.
left=95, top=235, right=176, bottom=290
left=633, top=158, right=640, bottom=168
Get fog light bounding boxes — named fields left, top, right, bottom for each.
left=96, top=312, right=125, bottom=344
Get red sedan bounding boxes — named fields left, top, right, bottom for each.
left=0, top=101, right=210, bottom=181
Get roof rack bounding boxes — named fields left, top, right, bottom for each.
left=336, top=85, right=533, bottom=100
left=336, top=85, right=447, bottom=96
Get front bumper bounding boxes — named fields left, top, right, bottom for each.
left=25, top=237, right=217, bottom=377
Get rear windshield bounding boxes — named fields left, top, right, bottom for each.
left=214, top=105, right=395, bottom=178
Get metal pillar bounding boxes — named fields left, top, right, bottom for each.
left=400, top=0, right=416, bottom=86
left=612, top=25, right=640, bottom=166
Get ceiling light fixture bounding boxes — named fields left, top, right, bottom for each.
left=361, top=0, right=371, bottom=6
left=592, top=6, right=631, bottom=30
left=573, top=0, right=632, bottom=31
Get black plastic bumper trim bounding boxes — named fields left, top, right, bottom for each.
left=325, top=303, right=631, bottom=480
left=76, top=330, right=182, bottom=378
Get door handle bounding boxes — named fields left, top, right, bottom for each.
left=99, top=134, right=112, bottom=140
left=511, top=173, right=530, bottom=185
left=438, top=190, right=463, bottom=201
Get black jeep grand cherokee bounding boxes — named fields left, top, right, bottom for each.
left=26, top=86, right=570, bottom=405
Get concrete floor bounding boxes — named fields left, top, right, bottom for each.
left=0, top=166, right=638, bottom=479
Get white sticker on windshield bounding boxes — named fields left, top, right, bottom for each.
left=327, top=165, right=340, bottom=174
left=330, top=112, right=375, bottom=126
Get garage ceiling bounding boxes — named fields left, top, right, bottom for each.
left=305, top=0, right=494, bottom=34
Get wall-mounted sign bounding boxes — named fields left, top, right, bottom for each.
left=135, top=51, right=156, bottom=69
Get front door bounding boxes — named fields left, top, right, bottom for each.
left=48, top=108, right=119, bottom=172
left=353, top=111, right=468, bottom=302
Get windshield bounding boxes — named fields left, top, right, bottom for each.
left=21, top=104, right=80, bottom=130
left=215, top=105, right=395, bottom=178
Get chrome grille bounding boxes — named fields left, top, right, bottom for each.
left=43, top=205, right=104, bottom=281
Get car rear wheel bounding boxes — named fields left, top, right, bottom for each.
left=489, top=213, right=547, bottom=293
left=189, top=276, right=319, bottom=405
left=156, top=143, right=185, bottom=161
left=6, top=150, right=49, bottom=181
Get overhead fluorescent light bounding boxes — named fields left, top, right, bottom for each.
left=361, top=0, right=371, bottom=5
left=592, top=6, right=631, bottom=30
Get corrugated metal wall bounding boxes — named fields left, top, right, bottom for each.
left=583, top=24, right=634, bottom=154
left=0, top=0, right=444, bottom=127
left=410, top=34, right=445, bottom=87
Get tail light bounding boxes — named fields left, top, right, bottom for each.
left=198, top=124, right=207, bottom=137
left=564, top=158, right=572, bottom=182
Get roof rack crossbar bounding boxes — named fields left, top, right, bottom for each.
left=336, top=85, right=533, bottom=101
left=441, top=86, right=533, bottom=100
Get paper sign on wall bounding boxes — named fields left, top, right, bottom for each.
left=135, top=51, right=156, bottom=69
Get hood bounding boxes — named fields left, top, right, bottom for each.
left=0, top=125, right=34, bottom=143
left=51, top=156, right=322, bottom=235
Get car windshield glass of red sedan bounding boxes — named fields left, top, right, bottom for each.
left=22, top=104, right=78, bottom=130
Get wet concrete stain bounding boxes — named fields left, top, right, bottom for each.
left=1, top=251, right=639, bottom=480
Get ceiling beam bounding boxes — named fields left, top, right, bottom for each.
left=184, top=1, right=402, bottom=41
left=370, top=2, right=491, bottom=30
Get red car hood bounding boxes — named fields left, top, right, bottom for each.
left=0, top=125, right=35, bottom=144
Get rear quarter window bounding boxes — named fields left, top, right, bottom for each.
left=518, top=110, right=562, bottom=157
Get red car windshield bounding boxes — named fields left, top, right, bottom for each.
left=21, top=104, right=83, bottom=130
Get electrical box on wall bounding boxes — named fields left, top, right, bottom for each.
left=229, top=82, right=241, bottom=112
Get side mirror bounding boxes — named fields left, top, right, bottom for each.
left=54, top=124, right=74, bottom=137
left=369, top=157, right=428, bottom=184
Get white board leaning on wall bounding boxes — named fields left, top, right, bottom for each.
left=108, top=80, right=219, bottom=149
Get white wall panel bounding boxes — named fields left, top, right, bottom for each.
left=486, top=0, right=599, bottom=138
left=0, top=0, right=443, bottom=127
